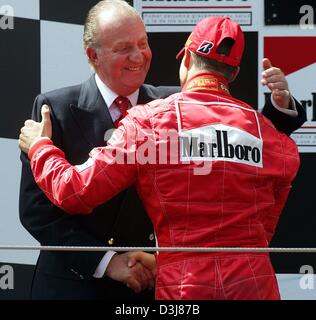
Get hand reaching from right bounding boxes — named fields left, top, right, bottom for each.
left=105, top=251, right=156, bottom=293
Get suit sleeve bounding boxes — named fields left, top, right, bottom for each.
left=261, top=94, right=307, bottom=135
left=19, top=95, right=114, bottom=278
left=28, top=114, right=138, bottom=215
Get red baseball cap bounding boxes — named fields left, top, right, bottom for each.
left=176, top=16, right=244, bottom=67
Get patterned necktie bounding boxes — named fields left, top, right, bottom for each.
left=114, top=96, right=130, bottom=127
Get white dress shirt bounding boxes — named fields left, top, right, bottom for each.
left=95, top=73, right=139, bottom=122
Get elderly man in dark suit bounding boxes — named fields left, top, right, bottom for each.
left=19, top=0, right=306, bottom=300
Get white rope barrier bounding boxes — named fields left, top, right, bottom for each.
left=0, top=245, right=316, bottom=253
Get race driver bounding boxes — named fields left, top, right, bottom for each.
left=19, top=16, right=300, bottom=300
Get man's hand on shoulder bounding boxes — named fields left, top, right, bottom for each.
left=19, top=105, right=52, bottom=154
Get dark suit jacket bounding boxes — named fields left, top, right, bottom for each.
left=261, top=96, right=306, bottom=135
left=19, top=76, right=306, bottom=300
left=19, top=76, right=178, bottom=300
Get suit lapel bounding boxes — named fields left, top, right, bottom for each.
left=138, top=85, right=153, bottom=104
left=69, top=82, right=162, bottom=148
left=69, top=75, right=115, bottom=148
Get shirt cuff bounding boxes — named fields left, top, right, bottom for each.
left=270, top=95, right=298, bottom=117
left=93, top=251, right=117, bottom=278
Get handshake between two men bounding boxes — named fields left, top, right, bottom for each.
left=107, top=251, right=156, bottom=293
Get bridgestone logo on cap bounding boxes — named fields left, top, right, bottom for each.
left=180, top=123, right=263, bottom=168
left=197, top=41, right=214, bottom=55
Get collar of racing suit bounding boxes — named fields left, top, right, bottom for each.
left=182, top=71, right=230, bottom=96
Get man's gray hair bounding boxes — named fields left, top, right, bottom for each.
left=83, top=0, right=140, bottom=51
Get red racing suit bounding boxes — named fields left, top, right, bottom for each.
left=29, top=73, right=300, bottom=300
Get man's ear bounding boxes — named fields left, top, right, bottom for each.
left=183, top=48, right=192, bottom=69
left=86, top=47, right=98, bottom=66
left=229, top=66, right=240, bottom=83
